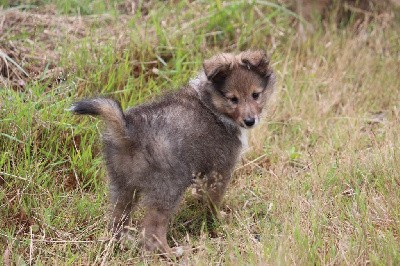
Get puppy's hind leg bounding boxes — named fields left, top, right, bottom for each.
left=141, top=207, right=175, bottom=254
left=140, top=185, right=186, bottom=256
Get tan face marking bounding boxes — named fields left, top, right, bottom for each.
left=212, top=69, right=271, bottom=128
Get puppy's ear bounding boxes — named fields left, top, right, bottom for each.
left=203, top=53, right=235, bottom=83
left=239, top=50, right=272, bottom=77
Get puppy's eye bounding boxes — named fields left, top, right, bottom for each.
left=229, top=96, right=239, bottom=104
left=252, top=92, right=260, bottom=100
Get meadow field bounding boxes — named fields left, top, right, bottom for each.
left=1, top=0, right=399, bottom=264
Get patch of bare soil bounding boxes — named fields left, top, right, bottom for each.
left=0, top=5, right=133, bottom=90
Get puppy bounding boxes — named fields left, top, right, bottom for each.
left=71, top=50, right=276, bottom=254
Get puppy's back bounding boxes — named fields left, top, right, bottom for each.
left=124, top=88, right=242, bottom=170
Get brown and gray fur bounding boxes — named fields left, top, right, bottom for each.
left=71, top=50, right=276, bottom=254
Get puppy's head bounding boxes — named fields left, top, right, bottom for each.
left=203, top=50, right=275, bottom=129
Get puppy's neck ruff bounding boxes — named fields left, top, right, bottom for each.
left=189, top=72, right=206, bottom=97
left=189, top=72, right=249, bottom=153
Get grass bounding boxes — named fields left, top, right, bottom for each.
left=1, top=0, right=400, bottom=264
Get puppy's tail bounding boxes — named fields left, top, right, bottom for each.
left=70, top=98, right=127, bottom=144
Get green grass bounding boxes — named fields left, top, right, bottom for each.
left=1, top=0, right=400, bottom=264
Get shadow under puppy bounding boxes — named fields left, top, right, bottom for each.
left=71, top=50, right=276, bottom=255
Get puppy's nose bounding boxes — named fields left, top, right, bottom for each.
left=244, top=118, right=255, bottom=127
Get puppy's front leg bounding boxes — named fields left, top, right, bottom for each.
left=204, top=172, right=231, bottom=219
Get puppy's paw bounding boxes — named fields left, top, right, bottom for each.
left=219, top=210, right=228, bottom=219
left=171, top=246, right=187, bottom=257
left=191, top=187, right=203, bottom=200
left=118, top=232, right=139, bottom=251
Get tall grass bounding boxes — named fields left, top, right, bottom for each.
left=1, top=0, right=399, bottom=264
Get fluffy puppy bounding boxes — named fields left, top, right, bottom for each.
left=71, top=50, right=276, bottom=254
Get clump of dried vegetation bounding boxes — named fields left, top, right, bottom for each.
left=1, top=0, right=399, bottom=264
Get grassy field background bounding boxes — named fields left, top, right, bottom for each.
left=1, top=0, right=400, bottom=264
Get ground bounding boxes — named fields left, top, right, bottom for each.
left=0, top=0, right=399, bottom=265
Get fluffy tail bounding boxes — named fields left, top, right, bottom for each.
left=70, top=98, right=127, bottom=144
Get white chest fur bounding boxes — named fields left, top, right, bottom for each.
left=239, top=128, right=249, bottom=155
